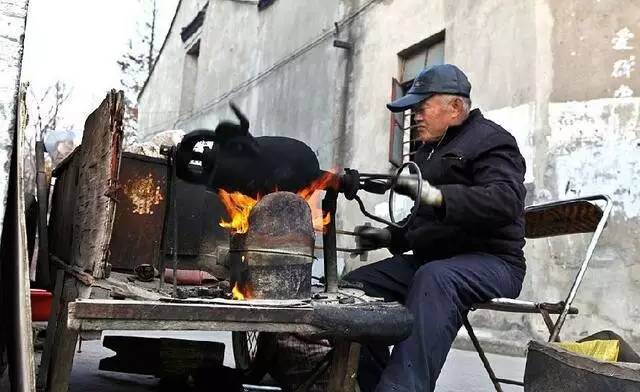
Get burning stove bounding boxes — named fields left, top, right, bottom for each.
left=229, top=191, right=315, bottom=300
left=171, top=102, right=421, bottom=301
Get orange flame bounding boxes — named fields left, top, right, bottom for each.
left=232, top=282, right=245, bottom=300
left=231, top=257, right=253, bottom=300
left=300, top=172, right=338, bottom=232
left=218, top=171, right=338, bottom=234
left=218, top=191, right=258, bottom=234
left=232, top=282, right=253, bottom=300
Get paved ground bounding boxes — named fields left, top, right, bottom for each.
left=436, top=348, right=524, bottom=392
left=31, top=331, right=525, bottom=391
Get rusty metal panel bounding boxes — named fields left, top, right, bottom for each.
left=108, top=153, right=229, bottom=272
left=108, top=153, right=168, bottom=272
left=50, top=150, right=229, bottom=275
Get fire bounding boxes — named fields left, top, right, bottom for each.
left=232, top=257, right=253, bottom=300
left=232, top=283, right=244, bottom=300
left=218, top=171, right=338, bottom=234
left=218, top=191, right=257, bottom=234
left=299, top=172, right=337, bottom=231
left=232, top=282, right=252, bottom=300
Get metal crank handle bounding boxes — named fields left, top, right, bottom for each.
left=314, top=245, right=377, bottom=254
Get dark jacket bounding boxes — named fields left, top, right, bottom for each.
left=388, top=109, right=527, bottom=270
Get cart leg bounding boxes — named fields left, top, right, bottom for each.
left=328, top=340, right=360, bottom=392
left=37, top=270, right=64, bottom=391
left=46, top=275, right=92, bottom=392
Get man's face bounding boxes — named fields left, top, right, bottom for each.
left=411, top=95, right=458, bottom=142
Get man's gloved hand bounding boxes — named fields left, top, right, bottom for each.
left=394, top=176, right=443, bottom=207
left=354, top=225, right=392, bottom=250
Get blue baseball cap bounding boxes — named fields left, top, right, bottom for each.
left=387, top=64, right=472, bottom=112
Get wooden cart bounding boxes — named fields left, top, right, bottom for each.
left=36, top=91, right=412, bottom=392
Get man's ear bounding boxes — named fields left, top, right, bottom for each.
left=451, top=97, right=465, bottom=116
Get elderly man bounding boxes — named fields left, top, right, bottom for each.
left=345, top=64, right=526, bottom=392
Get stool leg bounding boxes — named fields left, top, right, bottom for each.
left=463, top=315, right=504, bottom=392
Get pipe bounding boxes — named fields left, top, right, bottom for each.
left=322, top=190, right=339, bottom=293
left=163, top=269, right=217, bottom=286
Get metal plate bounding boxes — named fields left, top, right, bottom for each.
left=108, top=153, right=168, bottom=271
left=163, top=178, right=230, bottom=257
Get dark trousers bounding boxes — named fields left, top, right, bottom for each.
left=343, top=252, right=524, bottom=392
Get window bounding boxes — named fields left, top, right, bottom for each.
left=179, top=40, right=200, bottom=116
left=389, top=32, right=445, bottom=167
left=258, top=0, right=277, bottom=11
left=180, top=3, right=207, bottom=43
left=179, top=4, right=207, bottom=116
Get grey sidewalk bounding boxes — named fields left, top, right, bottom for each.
left=61, top=331, right=525, bottom=391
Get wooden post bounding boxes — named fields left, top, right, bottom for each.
left=34, top=141, right=51, bottom=288
left=327, top=340, right=360, bottom=392
left=47, top=277, right=92, bottom=392
left=36, top=270, right=63, bottom=391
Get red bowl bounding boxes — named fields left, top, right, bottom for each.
left=31, top=289, right=53, bottom=322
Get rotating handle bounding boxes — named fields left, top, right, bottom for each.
left=348, top=161, right=423, bottom=229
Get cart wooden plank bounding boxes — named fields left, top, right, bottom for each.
left=44, top=90, right=124, bottom=392
left=67, top=297, right=413, bottom=344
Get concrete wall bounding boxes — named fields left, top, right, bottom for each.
left=535, top=0, right=640, bottom=349
left=139, top=0, right=350, bottom=170
left=138, top=0, right=207, bottom=136
left=139, top=0, right=640, bottom=353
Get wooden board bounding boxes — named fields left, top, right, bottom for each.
left=44, top=90, right=124, bottom=392
left=70, top=299, right=315, bottom=324
left=48, top=150, right=79, bottom=270
left=66, top=297, right=413, bottom=345
left=72, top=90, right=123, bottom=277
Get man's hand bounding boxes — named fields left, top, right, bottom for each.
left=354, top=225, right=392, bottom=250
left=394, top=176, right=443, bottom=207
